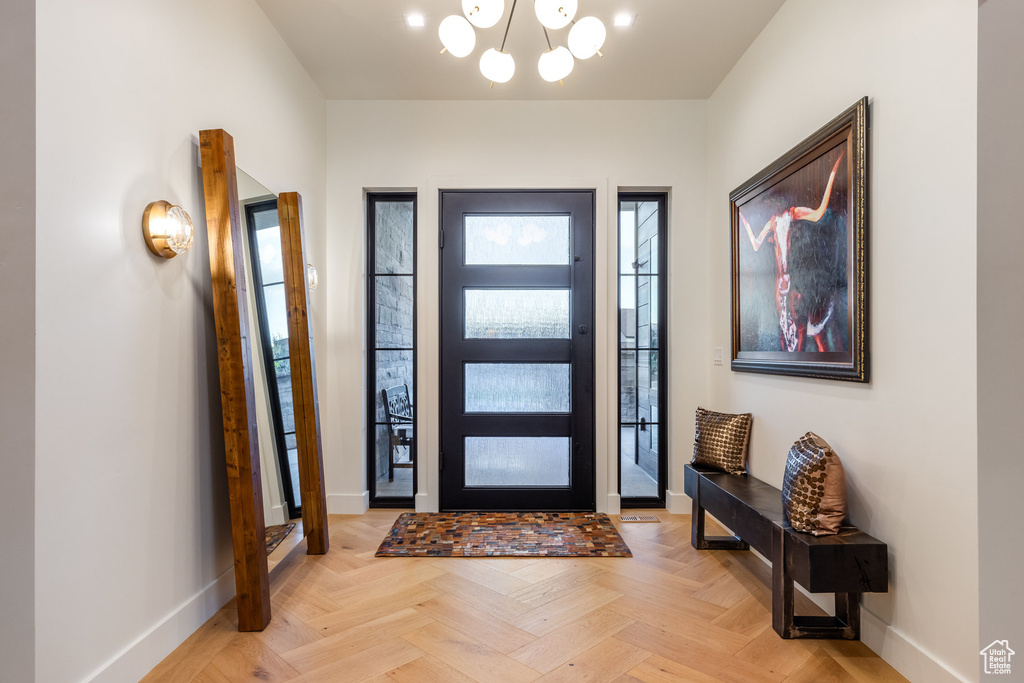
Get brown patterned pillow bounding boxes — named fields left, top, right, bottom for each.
left=691, top=407, right=752, bottom=474
left=782, top=432, right=848, bottom=536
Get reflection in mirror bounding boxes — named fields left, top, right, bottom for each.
left=237, top=169, right=297, bottom=528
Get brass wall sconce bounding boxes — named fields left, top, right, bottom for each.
left=143, top=200, right=194, bottom=259
left=306, top=263, right=319, bottom=291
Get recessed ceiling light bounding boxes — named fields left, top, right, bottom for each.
left=614, top=13, right=635, bottom=27
left=404, top=13, right=426, bottom=28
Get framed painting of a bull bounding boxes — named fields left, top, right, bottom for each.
left=730, top=97, right=868, bottom=382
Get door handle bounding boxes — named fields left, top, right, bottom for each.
left=578, top=325, right=588, bottom=335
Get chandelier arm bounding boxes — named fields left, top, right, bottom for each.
left=543, top=26, right=553, bottom=50
left=500, top=0, right=519, bottom=52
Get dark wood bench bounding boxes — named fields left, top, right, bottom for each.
left=684, top=463, right=888, bottom=640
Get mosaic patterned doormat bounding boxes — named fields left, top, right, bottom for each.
left=375, top=512, right=631, bottom=557
left=265, top=523, right=295, bottom=555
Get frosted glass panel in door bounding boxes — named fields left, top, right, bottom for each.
left=465, top=437, right=571, bottom=487
left=464, top=215, right=570, bottom=265
left=464, top=289, right=571, bottom=339
left=465, top=363, right=571, bottom=413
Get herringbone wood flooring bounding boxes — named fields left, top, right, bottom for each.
left=143, top=510, right=907, bottom=682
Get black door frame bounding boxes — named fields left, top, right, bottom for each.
left=617, top=192, right=668, bottom=507
left=439, top=190, right=595, bottom=511
left=366, top=193, right=418, bottom=508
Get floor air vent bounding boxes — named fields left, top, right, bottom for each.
left=618, top=515, right=660, bottom=523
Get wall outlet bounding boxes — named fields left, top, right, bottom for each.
left=713, top=347, right=724, bottom=366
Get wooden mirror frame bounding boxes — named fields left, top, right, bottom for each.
left=199, top=129, right=328, bottom=631
left=278, top=191, right=329, bottom=554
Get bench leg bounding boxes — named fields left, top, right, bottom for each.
left=833, top=592, right=861, bottom=639
left=771, top=524, right=861, bottom=640
left=690, top=494, right=748, bottom=551
left=772, top=524, right=795, bottom=636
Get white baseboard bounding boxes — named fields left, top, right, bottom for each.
left=665, top=489, right=692, bottom=514
left=266, top=503, right=288, bottom=526
left=86, top=567, right=235, bottom=683
left=604, top=492, right=621, bottom=515
left=860, top=608, right=968, bottom=683
left=327, top=491, right=369, bottom=514
left=415, top=491, right=436, bottom=512
left=740, top=547, right=968, bottom=683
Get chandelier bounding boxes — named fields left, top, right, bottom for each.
left=439, top=0, right=607, bottom=86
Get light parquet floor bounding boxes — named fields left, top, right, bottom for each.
left=144, top=510, right=907, bottom=683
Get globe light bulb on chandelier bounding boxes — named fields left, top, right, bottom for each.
left=462, top=0, right=505, bottom=28
left=534, top=0, right=578, bottom=30
left=538, top=45, right=574, bottom=82
left=439, top=15, right=476, bottom=57
left=567, top=15, right=605, bottom=59
left=480, top=48, right=516, bottom=84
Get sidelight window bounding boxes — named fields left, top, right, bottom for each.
left=619, top=194, right=667, bottom=505
left=367, top=194, right=417, bottom=506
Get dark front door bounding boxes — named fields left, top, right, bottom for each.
left=440, top=190, right=595, bottom=511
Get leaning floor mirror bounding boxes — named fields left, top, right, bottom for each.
left=199, top=128, right=328, bottom=631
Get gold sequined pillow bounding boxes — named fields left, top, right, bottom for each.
left=782, top=432, right=848, bottom=536
left=691, top=407, right=752, bottom=474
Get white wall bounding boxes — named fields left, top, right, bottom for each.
left=705, top=1, right=977, bottom=681
left=34, top=1, right=326, bottom=680
left=977, top=0, right=1024, bottom=677
left=324, top=100, right=707, bottom=514
left=0, top=1, right=36, bottom=681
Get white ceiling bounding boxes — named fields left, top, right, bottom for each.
left=255, top=0, right=785, bottom=100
